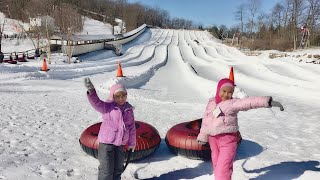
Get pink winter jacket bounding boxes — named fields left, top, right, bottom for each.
left=87, top=91, right=136, bottom=147
left=197, top=96, right=271, bottom=142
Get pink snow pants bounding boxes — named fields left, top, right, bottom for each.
left=208, top=132, right=239, bottom=180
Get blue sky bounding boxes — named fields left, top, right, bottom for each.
left=128, top=0, right=279, bottom=28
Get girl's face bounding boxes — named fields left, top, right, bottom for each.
left=114, top=91, right=127, bottom=106
left=219, top=86, right=234, bottom=101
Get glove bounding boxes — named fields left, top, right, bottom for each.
left=84, top=77, right=95, bottom=93
left=197, top=140, right=207, bottom=145
left=128, top=146, right=135, bottom=152
left=269, top=98, right=284, bottom=111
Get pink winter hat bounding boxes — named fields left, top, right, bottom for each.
left=215, top=78, right=235, bottom=104
left=107, top=83, right=127, bottom=102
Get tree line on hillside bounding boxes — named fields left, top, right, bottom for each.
left=0, top=0, right=319, bottom=52
left=208, top=0, right=320, bottom=51
left=0, top=0, right=196, bottom=63
left=0, top=0, right=195, bottom=34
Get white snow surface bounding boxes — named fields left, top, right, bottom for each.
left=1, top=15, right=320, bottom=180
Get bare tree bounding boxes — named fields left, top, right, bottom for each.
left=124, top=3, right=146, bottom=30
left=305, top=0, right=320, bottom=45
left=44, top=17, right=55, bottom=64
left=289, top=0, right=305, bottom=49
left=23, top=0, right=57, bottom=63
left=135, top=4, right=146, bottom=28
left=272, top=3, right=285, bottom=36
left=235, top=3, right=246, bottom=34
left=246, top=0, right=262, bottom=39
left=234, top=3, right=247, bottom=46
left=52, top=3, right=83, bottom=63
left=159, top=10, right=170, bottom=28
left=185, top=20, right=193, bottom=29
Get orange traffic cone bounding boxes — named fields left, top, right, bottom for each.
left=116, top=61, right=124, bottom=77
left=229, top=67, right=234, bottom=83
left=41, top=58, right=49, bottom=71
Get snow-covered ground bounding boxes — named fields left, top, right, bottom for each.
left=1, top=14, right=320, bottom=180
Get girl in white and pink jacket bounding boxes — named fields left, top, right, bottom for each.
left=197, top=78, right=284, bottom=180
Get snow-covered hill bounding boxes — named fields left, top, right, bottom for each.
left=1, top=13, right=320, bottom=180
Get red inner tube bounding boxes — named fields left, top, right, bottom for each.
left=3, top=59, right=17, bottom=64
left=165, top=119, right=211, bottom=160
left=8, top=60, right=17, bottom=64
left=79, top=121, right=161, bottom=161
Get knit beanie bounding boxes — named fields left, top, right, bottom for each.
left=107, top=83, right=127, bottom=102
left=215, top=78, right=235, bottom=104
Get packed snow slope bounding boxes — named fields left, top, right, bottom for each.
left=0, top=22, right=320, bottom=179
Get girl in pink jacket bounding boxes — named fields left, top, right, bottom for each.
left=197, top=78, right=284, bottom=180
left=84, top=78, right=136, bottom=180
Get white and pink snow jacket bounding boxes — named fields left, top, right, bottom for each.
left=197, top=96, right=271, bottom=142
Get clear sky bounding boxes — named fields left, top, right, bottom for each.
left=127, top=0, right=279, bottom=28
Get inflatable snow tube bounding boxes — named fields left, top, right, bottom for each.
left=165, top=119, right=211, bottom=160
left=3, top=59, right=10, bottom=63
left=18, top=58, right=28, bottom=62
left=79, top=121, right=161, bottom=162
left=7, top=60, right=17, bottom=64
left=27, top=56, right=35, bottom=59
left=3, top=59, right=17, bottom=64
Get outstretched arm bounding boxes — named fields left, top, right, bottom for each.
left=223, top=96, right=271, bottom=114
left=222, top=96, right=284, bottom=114
left=85, top=77, right=111, bottom=113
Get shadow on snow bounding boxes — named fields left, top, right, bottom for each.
left=243, top=160, right=320, bottom=180
left=134, top=139, right=264, bottom=179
